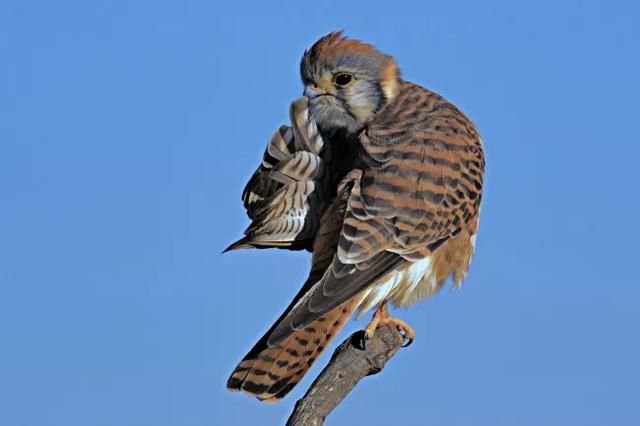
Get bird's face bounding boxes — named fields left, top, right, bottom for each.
left=300, top=32, right=400, bottom=138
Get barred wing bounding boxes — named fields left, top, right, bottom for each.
left=226, top=97, right=330, bottom=251
left=271, top=82, right=485, bottom=330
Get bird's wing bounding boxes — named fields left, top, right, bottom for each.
left=227, top=174, right=404, bottom=401
left=270, top=84, right=485, bottom=337
left=226, top=98, right=330, bottom=251
left=336, top=86, right=485, bottom=265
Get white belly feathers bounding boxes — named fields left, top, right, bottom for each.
left=354, top=227, right=478, bottom=316
left=356, top=256, right=437, bottom=315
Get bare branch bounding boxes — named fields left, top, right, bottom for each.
left=286, top=324, right=405, bottom=426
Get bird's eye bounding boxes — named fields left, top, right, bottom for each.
left=334, top=73, right=353, bottom=87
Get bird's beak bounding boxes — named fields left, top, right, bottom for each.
left=303, top=85, right=320, bottom=98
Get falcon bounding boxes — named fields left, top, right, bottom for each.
left=226, top=31, right=485, bottom=402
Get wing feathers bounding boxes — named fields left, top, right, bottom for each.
left=228, top=98, right=329, bottom=251
left=228, top=81, right=485, bottom=402
left=266, top=174, right=406, bottom=345
left=227, top=296, right=359, bottom=401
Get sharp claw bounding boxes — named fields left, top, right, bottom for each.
left=395, top=325, right=414, bottom=347
left=353, top=330, right=368, bottom=350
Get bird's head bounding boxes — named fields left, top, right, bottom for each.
left=300, top=31, right=400, bottom=138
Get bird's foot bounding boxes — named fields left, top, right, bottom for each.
left=364, top=301, right=415, bottom=347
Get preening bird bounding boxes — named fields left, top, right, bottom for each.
left=226, top=31, right=485, bottom=402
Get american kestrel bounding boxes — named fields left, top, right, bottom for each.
left=226, top=31, right=485, bottom=402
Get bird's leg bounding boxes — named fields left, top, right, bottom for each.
left=364, top=300, right=415, bottom=347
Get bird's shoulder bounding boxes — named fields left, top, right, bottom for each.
left=361, top=79, right=483, bottom=165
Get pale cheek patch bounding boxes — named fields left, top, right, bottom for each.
left=380, top=60, right=399, bottom=102
left=382, top=79, right=398, bottom=102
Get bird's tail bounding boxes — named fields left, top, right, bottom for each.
left=226, top=297, right=359, bottom=402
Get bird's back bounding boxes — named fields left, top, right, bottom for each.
left=343, top=80, right=485, bottom=310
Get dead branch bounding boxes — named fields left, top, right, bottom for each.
left=286, top=324, right=405, bottom=426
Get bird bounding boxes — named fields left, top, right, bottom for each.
left=226, top=31, right=485, bottom=402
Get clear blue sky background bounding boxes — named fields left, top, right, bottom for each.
left=2, top=1, right=639, bottom=425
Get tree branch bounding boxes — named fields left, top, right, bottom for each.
left=286, top=324, right=405, bottom=426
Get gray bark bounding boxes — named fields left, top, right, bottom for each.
left=286, top=324, right=405, bottom=426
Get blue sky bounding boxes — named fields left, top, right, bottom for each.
left=2, top=1, right=639, bottom=425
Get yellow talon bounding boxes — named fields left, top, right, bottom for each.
left=364, top=300, right=415, bottom=346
